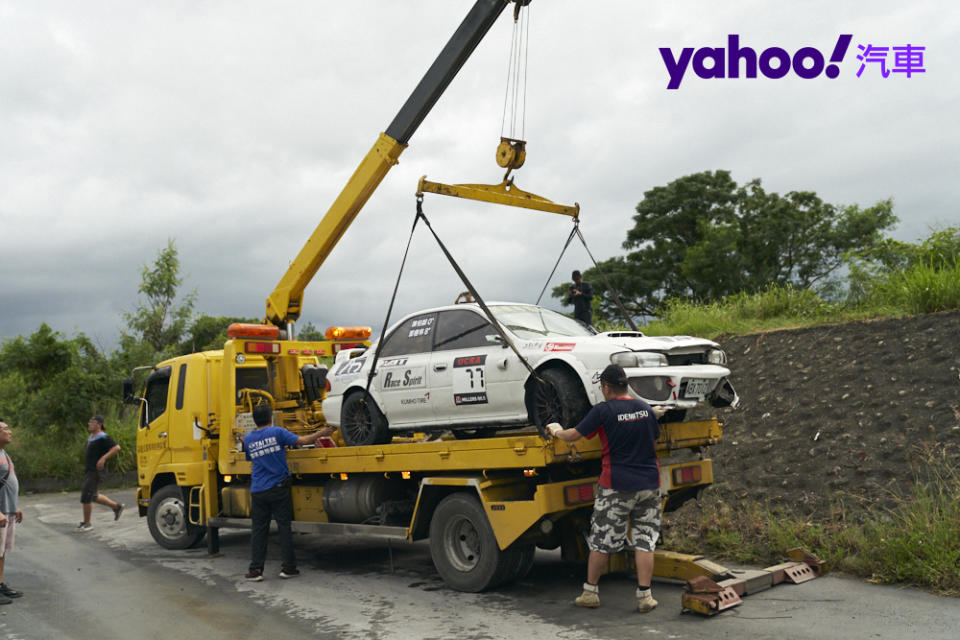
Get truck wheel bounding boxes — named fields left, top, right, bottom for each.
left=147, top=484, right=205, bottom=550
left=528, top=368, right=590, bottom=429
left=340, top=392, right=390, bottom=446
left=429, top=493, right=513, bottom=592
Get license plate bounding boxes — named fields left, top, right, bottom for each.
left=684, top=378, right=709, bottom=398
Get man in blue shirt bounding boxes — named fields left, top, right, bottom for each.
left=548, top=364, right=666, bottom=612
left=244, top=404, right=332, bottom=582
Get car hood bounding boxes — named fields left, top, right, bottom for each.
left=593, top=332, right=719, bottom=352
left=527, top=332, right=718, bottom=354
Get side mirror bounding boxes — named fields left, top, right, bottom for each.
left=485, top=334, right=505, bottom=347
left=122, top=378, right=135, bottom=404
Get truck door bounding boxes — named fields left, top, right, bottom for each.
left=429, top=309, right=525, bottom=425
left=137, top=366, right=173, bottom=471
left=375, top=312, right=438, bottom=427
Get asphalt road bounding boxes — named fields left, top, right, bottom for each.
left=0, top=488, right=956, bottom=640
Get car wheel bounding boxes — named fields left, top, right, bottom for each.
left=528, top=368, right=591, bottom=429
left=340, top=391, right=391, bottom=446
left=147, top=484, right=205, bottom=550
left=429, top=493, right=514, bottom=592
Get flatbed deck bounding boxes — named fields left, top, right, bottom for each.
left=220, top=419, right=722, bottom=476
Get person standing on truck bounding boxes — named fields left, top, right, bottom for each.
left=74, top=415, right=123, bottom=533
left=244, top=403, right=333, bottom=582
left=566, top=270, right=593, bottom=326
left=0, top=420, right=24, bottom=604
left=546, top=364, right=666, bottom=612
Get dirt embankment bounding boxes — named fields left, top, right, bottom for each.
left=686, top=310, right=960, bottom=520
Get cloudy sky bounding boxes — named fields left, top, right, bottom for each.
left=1, top=1, right=954, bottom=351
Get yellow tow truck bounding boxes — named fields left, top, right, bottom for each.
left=125, top=0, right=821, bottom=605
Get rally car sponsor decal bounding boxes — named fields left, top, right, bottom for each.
left=544, top=342, right=576, bottom=352
left=380, top=366, right=426, bottom=391
left=380, top=357, right=408, bottom=367
left=334, top=357, right=366, bottom=377
left=407, top=316, right=435, bottom=339
left=400, top=392, right=430, bottom=406
left=453, top=354, right=487, bottom=405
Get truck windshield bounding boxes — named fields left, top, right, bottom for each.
left=490, top=305, right=594, bottom=339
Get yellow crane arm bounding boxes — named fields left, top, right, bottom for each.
left=264, top=0, right=517, bottom=327
left=265, top=133, right=406, bottom=325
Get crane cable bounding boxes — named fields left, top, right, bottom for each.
left=500, top=3, right=530, bottom=142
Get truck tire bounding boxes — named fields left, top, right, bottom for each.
left=147, top=484, right=205, bottom=550
left=429, top=493, right=513, bottom=592
left=340, top=392, right=390, bottom=446
left=528, top=368, right=590, bottom=429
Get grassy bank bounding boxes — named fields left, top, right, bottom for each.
left=639, top=258, right=960, bottom=340
left=665, top=444, right=960, bottom=595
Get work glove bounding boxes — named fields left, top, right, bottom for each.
left=546, top=423, right=563, bottom=437
left=652, top=406, right=668, bottom=419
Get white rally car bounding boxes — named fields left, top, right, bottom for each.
left=322, top=302, right=737, bottom=446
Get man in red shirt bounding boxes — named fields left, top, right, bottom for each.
left=548, top=364, right=665, bottom=612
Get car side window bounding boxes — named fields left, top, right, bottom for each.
left=380, top=313, right=437, bottom=357
left=433, top=309, right=495, bottom=351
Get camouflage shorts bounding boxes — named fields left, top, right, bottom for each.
left=587, top=486, right=661, bottom=553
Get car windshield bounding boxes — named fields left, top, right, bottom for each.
left=490, top=305, right=594, bottom=339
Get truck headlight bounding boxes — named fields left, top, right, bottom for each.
left=706, top=348, right=727, bottom=365
left=611, top=351, right=667, bottom=368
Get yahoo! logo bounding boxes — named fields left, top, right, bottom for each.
left=659, top=34, right=852, bottom=89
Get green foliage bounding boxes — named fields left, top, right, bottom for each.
left=639, top=284, right=846, bottom=339
left=297, top=321, right=326, bottom=342
left=5, top=408, right=136, bottom=481
left=0, top=324, right=115, bottom=436
left=122, top=239, right=197, bottom=353
left=555, top=170, right=897, bottom=324
left=847, top=225, right=960, bottom=313
left=173, top=314, right=259, bottom=355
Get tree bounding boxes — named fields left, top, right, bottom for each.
left=0, top=324, right=111, bottom=434
left=556, top=171, right=897, bottom=322
left=123, top=239, right=197, bottom=353
left=173, top=314, right=259, bottom=355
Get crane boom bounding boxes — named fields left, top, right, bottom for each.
left=265, top=0, right=515, bottom=327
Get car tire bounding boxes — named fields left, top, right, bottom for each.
left=147, top=484, right=206, bottom=550
left=528, top=368, right=591, bottom=429
left=429, top=493, right=513, bottom=592
left=340, top=392, right=391, bottom=446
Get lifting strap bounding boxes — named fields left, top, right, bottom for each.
left=535, top=218, right=640, bottom=332
left=363, top=195, right=548, bottom=437
left=363, top=211, right=422, bottom=400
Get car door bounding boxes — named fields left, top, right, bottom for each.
left=374, top=312, right=438, bottom=427
left=429, top=309, right=526, bottom=425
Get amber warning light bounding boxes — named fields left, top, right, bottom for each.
left=227, top=323, right=279, bottom=339
left=326, top=326, right=372, bottom=340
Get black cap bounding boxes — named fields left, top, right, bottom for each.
left=599, top=364, right=628, bottom=387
